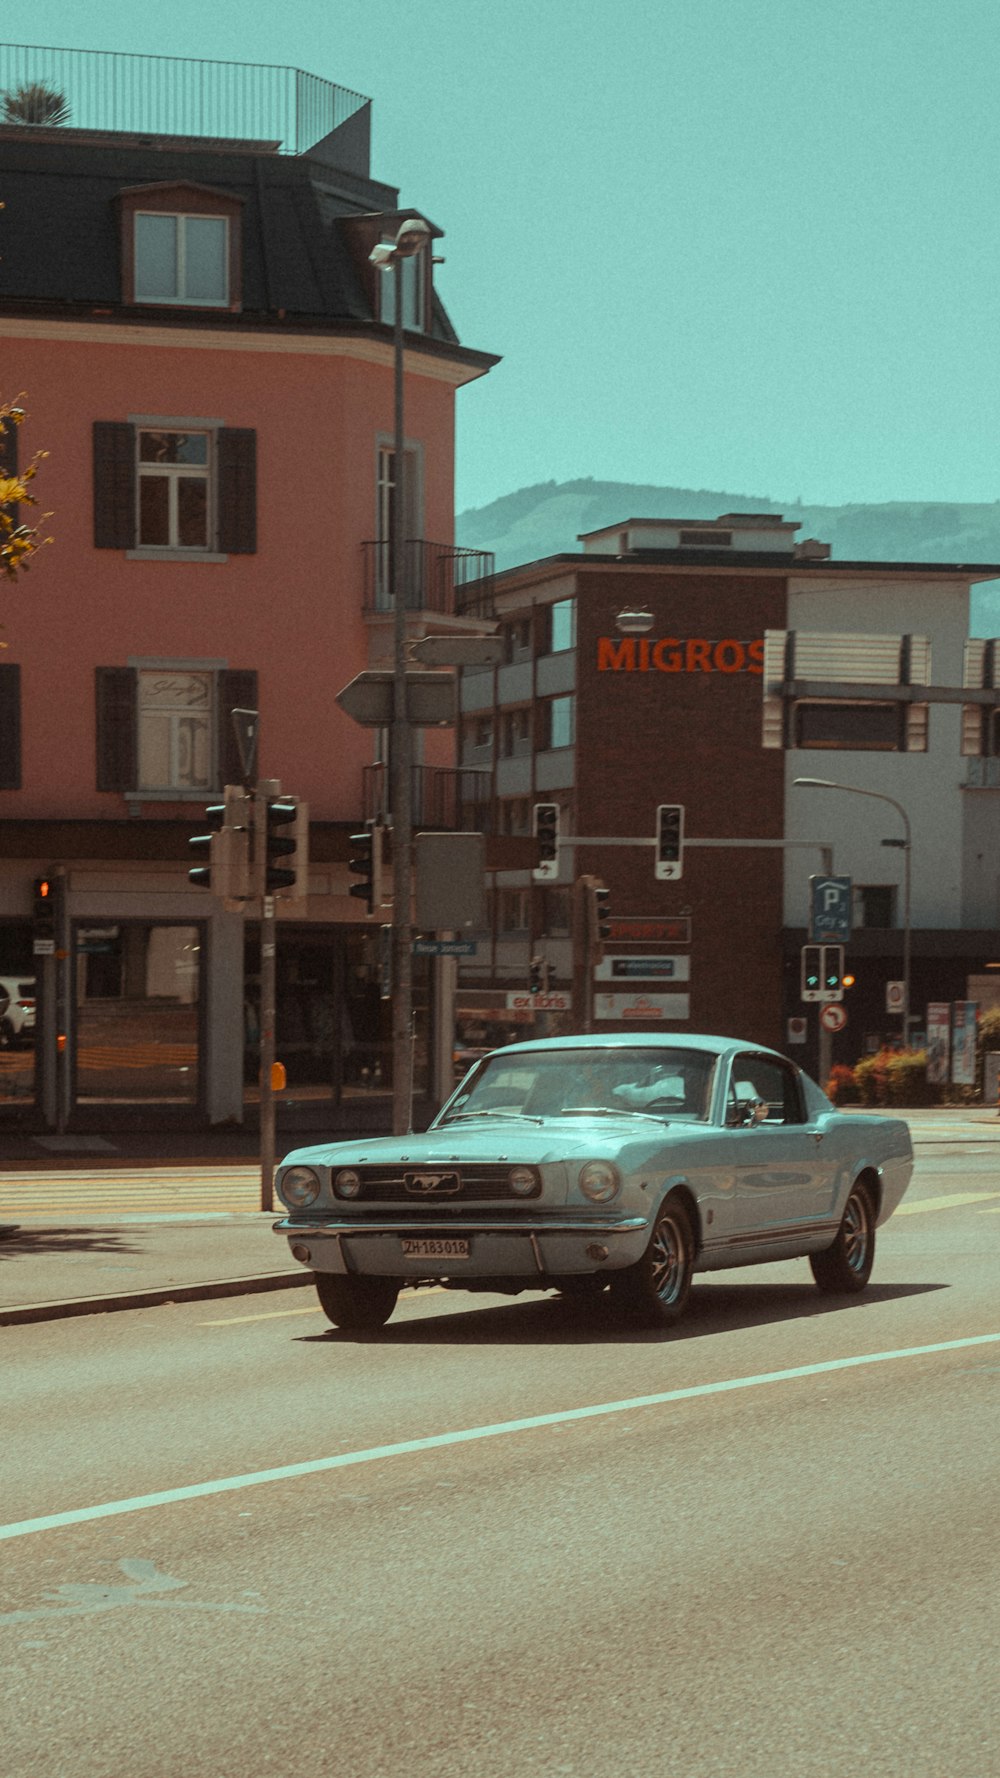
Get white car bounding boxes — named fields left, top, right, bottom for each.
left=273, top=1034, right=915, bottom=1332
left=0, top=976, right=36, bottom=1047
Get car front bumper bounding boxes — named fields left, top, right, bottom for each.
left=273, top=1211, right=652, bottom=1280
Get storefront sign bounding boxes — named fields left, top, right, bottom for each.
left=606, top=916, right=691, bottom=944
left=593, top=992, right=690, bottom=1022
left=412, top=939, right=478, bottom=956
left=597, top=637, right=764, bottom=675
left=505, top=992, right=572, bottom=1012
left=926, top=1002, right=950, bottom=1086
left=594, top=955, right=690, bottom=982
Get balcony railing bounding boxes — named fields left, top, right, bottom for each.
left=0, top=43, right=369, bottom=155
left=362, top=764, right=493, bottom=833
left=362, top=540, right=495, bottom=621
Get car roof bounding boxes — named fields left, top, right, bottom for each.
left=486, top=1033, right=782, bottom=1061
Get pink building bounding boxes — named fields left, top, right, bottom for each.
left=0, top=44, right=497, bottom=1134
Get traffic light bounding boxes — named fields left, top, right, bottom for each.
left=801, top=944, right=823, bottom=1001
left=823, top=944, right=845, bottom=1000
left=348, top=822, right=383, bottom=914
left=655, top=804, right=685, bottom=881
left=259, top=796, right=298, bottom=895
left=533, top=802, right=560, bottom=881
left=587, top=881, right=611, bottom=956
left=188, top=801, right=228, bottom=893
left=33, top=876, right=57, bottom=943
left=529, top=956, right=550, bottom=995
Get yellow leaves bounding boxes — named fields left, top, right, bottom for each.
left=1, top=396, right=52, bottom=581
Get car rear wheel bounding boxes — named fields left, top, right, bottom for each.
left=313, top=1273, right=400, bottom=1331
left=611, top=1191, right=694, bottom=1327
left=810, top=1179, right=876, bottom=1294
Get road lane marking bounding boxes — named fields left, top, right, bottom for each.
left=200, top=1286, right=448, bottom=1325
left=2, top=1330, right=999, bottom=1544
left=895, top=1191, right=1000, bottom=1215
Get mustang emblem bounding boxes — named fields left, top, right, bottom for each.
left=404, top=1171, right=461, bottom=1195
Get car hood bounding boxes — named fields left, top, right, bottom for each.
left=278, top=1114, right=712, bottom=1172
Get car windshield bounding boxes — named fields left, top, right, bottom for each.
left=437, top=1047, right=717, bottom=1124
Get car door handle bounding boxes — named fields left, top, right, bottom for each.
left=813, top=1132, right=824, bottom=1144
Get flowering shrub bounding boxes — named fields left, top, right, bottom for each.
left=825, top=1064, right=859, bottom=1105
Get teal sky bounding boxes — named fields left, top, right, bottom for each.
left=7, top=1, right=1000, bottom=514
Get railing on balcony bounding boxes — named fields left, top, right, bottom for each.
left=0, top=43, right=369, bottom=154
left=362, top=540, right=495, bottom=621
left=362, top=764, right=493, bottom=833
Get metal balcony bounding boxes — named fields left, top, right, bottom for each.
left=362, top=764, right=493, bottom=833
left=362, top=540, right=495, bottom=621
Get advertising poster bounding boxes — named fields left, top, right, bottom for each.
left=950, top=1001, right=978, bottom=1086
left=926, top=1003, right=951, bottom=1087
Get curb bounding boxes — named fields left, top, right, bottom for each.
left=0, top=1268, right=312, bottom=1327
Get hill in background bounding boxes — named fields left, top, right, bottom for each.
left=456, top=479, right=1000, bottom=633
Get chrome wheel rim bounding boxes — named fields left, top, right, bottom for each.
left=650, top=1213, right=686, bottom=1304
left=843, top=1192, right=870, bottom=1274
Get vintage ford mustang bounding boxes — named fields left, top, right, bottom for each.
left=273, top=1034, right=914, bottom=1331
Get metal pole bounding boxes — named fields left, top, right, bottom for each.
left=259, top=891, right=276, bottom=1211
left=902, top=828, right=912, bottom=1045
left=390, top=253, right=414, bottom=1134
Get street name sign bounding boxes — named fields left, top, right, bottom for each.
left=412, top=939, right=478, bottom=956
left=336, top=671, right=456, bottom=728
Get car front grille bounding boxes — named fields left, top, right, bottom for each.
left=335, top=1163, right=541, bottom=1202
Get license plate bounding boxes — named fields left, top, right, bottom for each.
left=399, top=1237, right=471, bottom=1260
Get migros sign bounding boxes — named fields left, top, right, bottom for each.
left=597, top=636, right=764, bottom=674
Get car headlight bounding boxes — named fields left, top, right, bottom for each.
left=508, top=1165, right=539, bottom=1197
left=334, top=1168, right=363, bottom=1199
left=578, top=1161, right=621, bottom=1203
left=280, top=1166, right=321, bottom=1208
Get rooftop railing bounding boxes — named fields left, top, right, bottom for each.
left=0, top=43, right=369, bottom=155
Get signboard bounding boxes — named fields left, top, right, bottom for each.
left=787, top=1017, right=807, bottom=1045
left=885, top=981, right=905, bottom=1015
left=821, top=1003, right=847, bottom=1032
left=605, top=916, right=691, bottom=944
left=809, top=876, right=852, bottom=944
left=951, top=1001, right=978, bottom=1086
left=592, top=992, right=690, bottom=1022
left=32, top=937, right=55, bottom=956
left=926, top=1002, right=950, bottom=1086
left=413, top=833, right=486, bottom=930
left=336, top=670, right=456, bottom=728
left=505, top=992, right=572, bottom=1012
left=412, top=939, right=478, bottom=956
left=594, top=954, right=690, bottom=982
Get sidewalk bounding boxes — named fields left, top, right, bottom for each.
left=2, top=1105, right=998, bottom=1328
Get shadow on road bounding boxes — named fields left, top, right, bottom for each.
left=297, top=1278, right=948, bottom=1348
left=0, top=1225, right=144, bottom=1262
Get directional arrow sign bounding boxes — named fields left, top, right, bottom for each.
left=336, top=671, right=456, bottom=728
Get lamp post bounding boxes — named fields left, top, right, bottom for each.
left=371, top=215, right=431, bottom=1133
left=793, top=777, right=912, bottom=1042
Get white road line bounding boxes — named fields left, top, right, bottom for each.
left=895, top=1191, right=1000, bottom=1215
left=2, top=1330, right=999, bottom=1544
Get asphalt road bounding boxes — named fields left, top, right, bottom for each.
left=3, top=1145, right=998, bottom=1778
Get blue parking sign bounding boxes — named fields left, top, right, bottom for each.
left=809, top=875, right=852, bottom=943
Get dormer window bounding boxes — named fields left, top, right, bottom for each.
left=377, top=241, right=426, bottom=331
left=135, top=213, right=229, bottom=306
left=120, top=182, right=243, bottom=310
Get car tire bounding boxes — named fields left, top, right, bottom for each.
left=810, top=1179, right=876, bottom=1294
left=313, top=1272, right=400, bottom=1331
left=610, top=1191, right=695, bottom=1327
left=0, top=1020, right=12, bottom=1050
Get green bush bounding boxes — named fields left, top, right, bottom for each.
left=825, top=1063, right=860, bottom=1105
left=884, top=1048, right=930, bottom=1106
left=854, top=1051, right=889, bottom=1106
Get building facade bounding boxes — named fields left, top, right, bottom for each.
left=0, top=45, right=497, bottom=1134
left=456, top=515, right=1000, bottom=1080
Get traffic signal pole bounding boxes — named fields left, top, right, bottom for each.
left=256, top=778, right=280, bottom=1212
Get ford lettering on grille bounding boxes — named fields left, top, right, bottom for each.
left=404, top=1170, right=461, bottom=1195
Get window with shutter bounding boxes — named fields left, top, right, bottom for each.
left=97, top=665, right=258, bottom=796
left=0, top=662, right=22, bottom=791
left=93, top=421, right=256, bottom=557
left=95, top=667, right=138, bottom=792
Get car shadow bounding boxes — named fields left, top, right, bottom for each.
left=298, top=1277, right=948, bottom=1347
left=0, top=1226, right=144, bottom=1262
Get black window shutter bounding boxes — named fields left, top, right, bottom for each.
left=0, top=408, right=19, bottom=529
left=95, top=667, right=137, bottom=792
left=93, top=422, right=136, bottom=550
left=0, top=663, right=22, bottom=790
left=217, top=669, right=258, bottom=785
left=217, top=429, right=257, bottom=554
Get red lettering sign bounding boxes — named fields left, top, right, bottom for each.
left=597, top=637, right=763, bottom=674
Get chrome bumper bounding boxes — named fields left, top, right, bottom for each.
left=273, top=1212, right=651, bottom=1280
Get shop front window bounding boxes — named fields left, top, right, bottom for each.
left=0, top=924, right=37, bottom=1108
left=74, top=922, right=201, bottom=1104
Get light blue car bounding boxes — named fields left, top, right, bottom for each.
left=273, top=1033, right=914, bottom=1332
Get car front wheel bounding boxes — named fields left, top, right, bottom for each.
left=810, top=1179, right=876, bottom=1294
left=314, top=1272, right=400, bottom=1331
left=611, top=1191, right=695, bottom=1327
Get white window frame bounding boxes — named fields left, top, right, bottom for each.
left=133, top=422, right=220, bottom=556
left=127, top=656, right=227, bottom=802
left=134, top=211, right=230, bottom=307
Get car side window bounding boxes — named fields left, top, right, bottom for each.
left=728, top=1055, right=806, bottom=1126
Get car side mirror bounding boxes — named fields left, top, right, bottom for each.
left=729, top=1095, right=768, bottom=1127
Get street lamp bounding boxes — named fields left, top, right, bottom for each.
left=793, top=776, right=912, bottom=1041
left=371, top=215, right=431, bottom=1133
